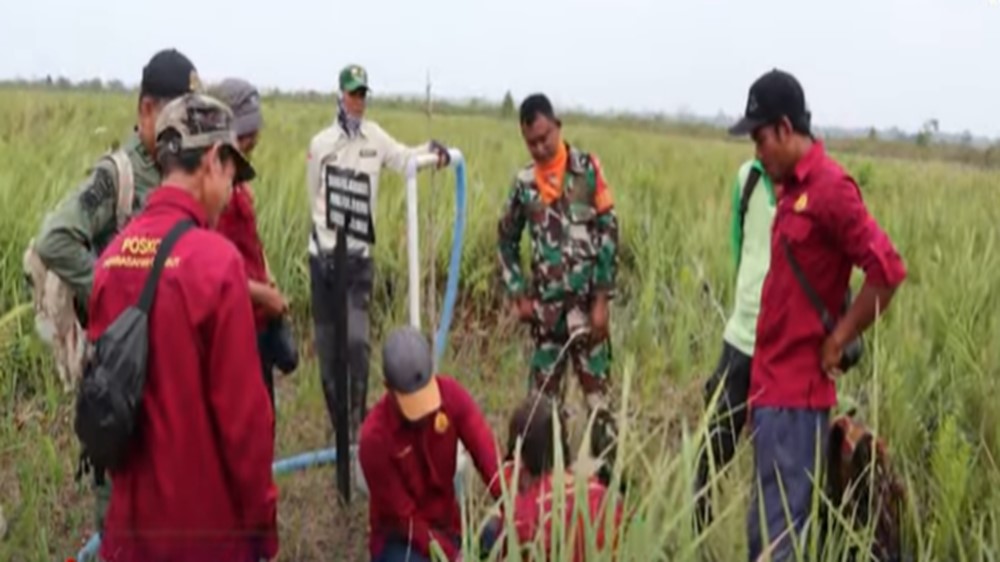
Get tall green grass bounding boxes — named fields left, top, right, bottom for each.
left=0, top=89, right=998, bottom=561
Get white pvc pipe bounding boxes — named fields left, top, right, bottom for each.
left=404, top=148, right=462, bottom=331
left=401, top=148, right=473, bottom=513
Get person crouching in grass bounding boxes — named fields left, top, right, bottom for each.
left=480, top=393, right=625, bottom=561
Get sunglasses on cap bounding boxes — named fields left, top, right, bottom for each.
left=186, top=105, right=233, bottom=135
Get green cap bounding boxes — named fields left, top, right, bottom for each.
left=339, top=64, right=369, bottom=93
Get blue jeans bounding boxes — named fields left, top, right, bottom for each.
left=478, top=516, right=502, bottom=558
left=374, top=540, right=431, bottom=562
left=747, top=407, right=829, bottom=562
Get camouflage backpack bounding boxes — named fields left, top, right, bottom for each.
left=23, top=149, right=135, bottom=392
left=825, top=411, right=907, bottom=562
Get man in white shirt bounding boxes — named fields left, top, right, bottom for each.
left=306, top=63, right=449, bottom=444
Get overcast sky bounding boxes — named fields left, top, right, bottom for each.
left=3, top=0, right=998, bottom=137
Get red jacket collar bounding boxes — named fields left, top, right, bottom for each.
left=788, top=140, right=825, bottom=186
left=146, top=185, right=210, bottom=227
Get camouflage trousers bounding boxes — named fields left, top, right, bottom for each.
left=529, top=301, right=612, bottom=398
left=529, top=300, right=619, bottom=487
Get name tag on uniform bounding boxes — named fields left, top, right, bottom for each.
left=324, top=165, right=375, bottom=245
left=360, top=148, right=378, bottom=158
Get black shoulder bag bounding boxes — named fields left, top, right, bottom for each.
left=74, top=219, right=195, bottom=473
left=780, top=238, right=864, bottom=372
left=736, top=166, right=762, bottom=267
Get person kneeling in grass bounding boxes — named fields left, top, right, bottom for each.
left=358, top=325, right=506, bottom=562
left=481, top=393, right=625, bottom=561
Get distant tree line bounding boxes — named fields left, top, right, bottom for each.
left=3, top=78, right=999, bottom=169
left=0, top=75, right=131, bottom=92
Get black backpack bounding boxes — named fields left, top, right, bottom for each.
left=74, top=219, right=194, bottom=473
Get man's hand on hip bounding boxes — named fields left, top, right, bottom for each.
left=821, top=333, right=845, bottom=380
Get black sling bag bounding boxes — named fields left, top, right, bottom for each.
left=74, top=219, right=195, bottom=473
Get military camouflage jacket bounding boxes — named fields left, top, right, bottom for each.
left=33, top=133, right=160, bottom=306
left=497, top=144, right=619, bottom=305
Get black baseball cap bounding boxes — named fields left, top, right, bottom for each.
left=728, top=68, right=810, bottom=136
left=140, top=48, right=200, bottom=99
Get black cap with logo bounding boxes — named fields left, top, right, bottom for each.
left=728, top=68, right=811, bottom=136
left=140, top=48, right=200, bottom=99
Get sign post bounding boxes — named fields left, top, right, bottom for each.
left=332, top=228, right=350, bottom=505
left=325, top=165, right=376, bottom=506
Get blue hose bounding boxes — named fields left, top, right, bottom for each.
left=76, top=450, right=344, bottom=561
left=76, top=155, right=470, bottom=562
left=76, top=445, right=466, bottom=561
left=272, top=447, right=341, bottom=475
left=434, top=155, right=467, bottom=365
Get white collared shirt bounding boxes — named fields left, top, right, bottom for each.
left=306, top=118, right=434, bottom=257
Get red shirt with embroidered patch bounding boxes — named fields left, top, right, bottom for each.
left=215, top=182, right=269, bottom=331
left=751, top=141, right=907, bottom=410
left=358, top=375, right=504, bottom=561
left=88, top=186, right=278, bottom=562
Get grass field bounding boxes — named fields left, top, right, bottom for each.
left=1, top=88, right=999, bottom=561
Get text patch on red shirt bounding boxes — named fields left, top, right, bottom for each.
left=88, top=187, right=278, bottom=561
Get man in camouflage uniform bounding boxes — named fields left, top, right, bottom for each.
left=24, top=47, right=200, bottom=535
left=497, top=93, right=620, bottom=483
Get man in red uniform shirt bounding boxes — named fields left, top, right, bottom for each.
left=87, top=93, right=278, bottom=562
left=728, top=69, right=907, bottom=561
left=211, top=77, right=291, bottom=409
left=358, top=326, right=505, bottom=562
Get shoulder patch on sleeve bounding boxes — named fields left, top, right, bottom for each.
left=79, top=165, right=117, bottom=214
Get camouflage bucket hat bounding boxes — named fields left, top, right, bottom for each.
left=155, top=93, right=256, bottom=183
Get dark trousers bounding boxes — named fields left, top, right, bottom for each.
left=373, top=536, right=459, bottom=562
left=747, top=407, right=830, bottom=562
left=478, top=516, right=502, bottom=559
left=308, top=253, right=374, bottom=443
left=695, top=340, right=752, bottom=530
left=373, top=541, right=431, bottom=562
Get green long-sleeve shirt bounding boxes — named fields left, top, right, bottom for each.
left=32, top=133, right=160, bottom=307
